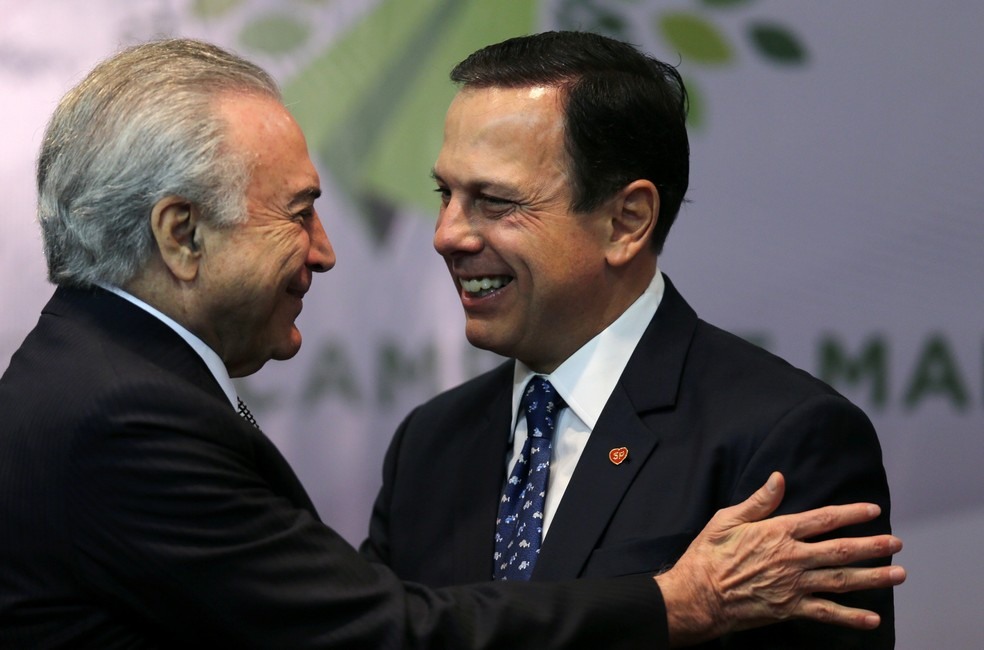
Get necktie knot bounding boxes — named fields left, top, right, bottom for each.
left=522, top=377, right=565, bottom=440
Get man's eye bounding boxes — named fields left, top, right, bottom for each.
left=478, top=195, right=516, bottom=214
left=433, top=187, right=451, bottom=203
left=481, top=196, right=511, bottom=205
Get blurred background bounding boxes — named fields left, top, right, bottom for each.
left=1, top=1, right=980, bottom=646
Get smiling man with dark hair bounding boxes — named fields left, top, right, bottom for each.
left=363, top=31, right=899, bottom=648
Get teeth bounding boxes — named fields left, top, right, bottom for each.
left=460, top=276, right=510, bottom=296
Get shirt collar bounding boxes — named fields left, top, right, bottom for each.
left=511, top=269, right=665, bottom=431
left=96, top=283, right=239, bottom=409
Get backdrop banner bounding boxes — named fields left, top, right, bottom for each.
left=1, top=1, right=980, bottom=647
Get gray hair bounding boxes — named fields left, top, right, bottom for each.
left=37, top=38, right=282, bottom=287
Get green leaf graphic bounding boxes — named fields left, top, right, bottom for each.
left=748, top=23, right=807, bottom=64
left=658, top=12, right=733, bottom=65
left=283, top=0, right=537, bottom=243
left=239, top=14, right=310, bottom=55
left=191, top=0, right=244, bottom=19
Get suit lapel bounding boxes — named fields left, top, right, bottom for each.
left=534, top=387, right=661, bottom=580
left=533, top=275, right=699, bottom=580
left=452, top=365, right=514, bottom=584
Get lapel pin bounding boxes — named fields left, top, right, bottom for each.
left=608, top=447, right=628, bottom=466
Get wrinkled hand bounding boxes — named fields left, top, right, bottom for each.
left=655, top=472, right=905, bottom=647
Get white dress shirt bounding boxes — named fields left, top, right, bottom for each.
left=508, top=270, right=665, bottom=539
left=97, top=284, right=239, bottom=409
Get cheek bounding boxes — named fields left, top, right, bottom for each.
left=285, top=235, right=313, bottom=270
left=262, top=238, right=306, bottom=283
left=539, top=247, right=605, bottom=301
left=530, top=235, right=593, bottom=278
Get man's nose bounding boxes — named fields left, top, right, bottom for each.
left=307, top=213, right=335, bottom=272
left=433, top=199, right=482, bottom=257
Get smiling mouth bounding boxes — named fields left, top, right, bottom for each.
left=458, top=276, right=512, bottom=298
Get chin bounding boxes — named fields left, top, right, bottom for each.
left=229, top=358, right=268, bottom=379
left=271, top=329, right=303, bottom=362
left=271, top=348, right=300, bottom=362
left=464, top=329, right=511, bottom=358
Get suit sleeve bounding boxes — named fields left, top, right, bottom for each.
left=724, top=392, right=895, bottom=649
left=67, top=388, right=668, bottom=649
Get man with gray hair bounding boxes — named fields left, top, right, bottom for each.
left=0, top=38, right=903, bottom=647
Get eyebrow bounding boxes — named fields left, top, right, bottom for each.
left=430, top=169, right=517, bottom=197
left=288, top=186, right=322, bottom=208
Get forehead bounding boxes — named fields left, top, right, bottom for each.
left=214, top=92, right=319, bottom=197
left=435, top=86, right=569, bottom=185
left=215, top=92, right=294, bottom=147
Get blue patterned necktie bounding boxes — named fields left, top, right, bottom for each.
left=493, top=377, right=566, bottom=580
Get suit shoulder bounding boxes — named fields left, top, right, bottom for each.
left=689, top=318, right=847, bottom=404
left=413, top=360, right=513, bottom=415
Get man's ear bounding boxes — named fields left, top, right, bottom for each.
left=606, top=179, right=659, bottom=267
left=150, top=196, right=201, bottom=282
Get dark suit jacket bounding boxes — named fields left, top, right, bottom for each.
left=0, top=286, right=667, bottom=649
left=362, top=276, right=895, bottom=648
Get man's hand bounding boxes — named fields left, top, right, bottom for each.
left=655, top=472, right=905, bottom=647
